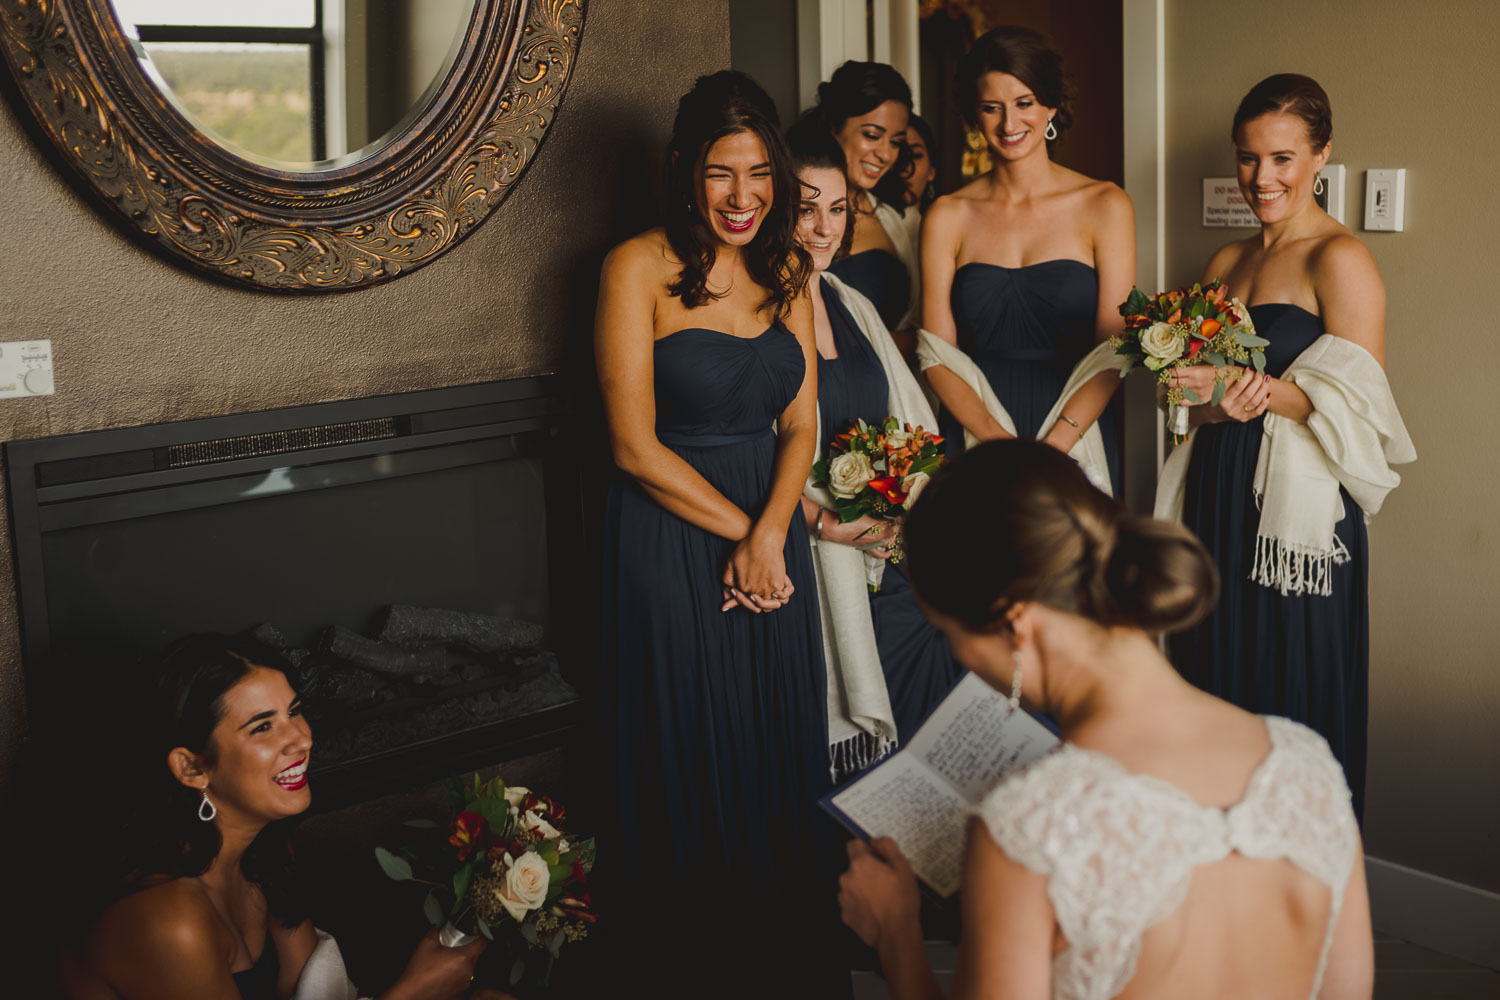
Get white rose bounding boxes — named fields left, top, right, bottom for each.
left=497, top=851, right=551, bottom=921
left=901, top=471, right=930, bottom=511
left=520, top=809, right=560, bottom=840
left=1140, top=321, right=1185, bottom=371
left=884, top=427, right=912, bottom=450
left=827, top=451, right=875, bottom=499
left=502, top=785, right=530, bottom=808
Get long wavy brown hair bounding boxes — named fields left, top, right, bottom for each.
left=663, top=71, right=810, bottom=322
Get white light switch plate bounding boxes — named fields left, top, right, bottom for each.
left=0, top=339, right=55, bottom=398
left=1364, top=168, right=1406, bottom=232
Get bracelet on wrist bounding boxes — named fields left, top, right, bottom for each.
left=815, top=507, right=826, bottom=542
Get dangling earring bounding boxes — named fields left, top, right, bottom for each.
left=1313, top=174, right=1326, bottom=196
left=1007, top=651, right=1023, bottom=713
left=1044, top=118, right=1058, bottom=141
left=198, top=790, right=217, bottom=822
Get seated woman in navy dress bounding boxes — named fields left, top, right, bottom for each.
left=785, top=122, right=964, bottom=779
left=801, top=60, right=919, bottom=335
left=917, top=27, right=1134, bottom=494
left=593, top=71, right=847, bottom=994
left=1161, top=74, right=1414, bottom=820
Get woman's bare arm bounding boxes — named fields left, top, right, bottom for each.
left=949, top=817, right=1054, bottom=1000
left=1042, top=184, right=1136, bottom=452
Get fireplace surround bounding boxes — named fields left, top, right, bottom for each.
left=6, top=377, right=585, bottom=809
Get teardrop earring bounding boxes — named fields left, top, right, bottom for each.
left=1008, top=651, right=1023, bottom=712
left=1044, top=117, right=1058, bottom=141
left=1313, top=174, right=1326, bottom=196
left=198, top=790, right=217, bottom=822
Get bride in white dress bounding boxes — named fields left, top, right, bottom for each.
left=838, top=440, right=1373, bottom=1000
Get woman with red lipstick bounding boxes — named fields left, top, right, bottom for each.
left=61, top=634, right=487, bottom=1000
left=594, top=72, right=847, bottom=995
left=917, top=27, right=1133, bottom=496
left=804, top=60, right=919, bottom=333
left=1160, top=75, right=1414, bottom=820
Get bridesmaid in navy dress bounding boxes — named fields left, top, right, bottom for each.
left=594, top=72, right=846, bottom=994
left=786, top=125, right=962, bottom=766
left=1168, top=75, right=1390, bottom=819
left=920, top=28, right=1134, bottom=490
left=801, top=61, right=918, bottom=333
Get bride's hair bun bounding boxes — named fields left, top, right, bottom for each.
left=904, top=440, right=1217, bottom=635
left=1091, top=515, right=1218, bottom=633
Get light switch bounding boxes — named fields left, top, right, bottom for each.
left=1364, top=169, right=1406, bottom=232
left=0, top=340, right=54, bottom=399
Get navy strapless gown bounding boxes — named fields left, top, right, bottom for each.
left=943, top=260, right=1122, bottom=492
left=599, top=323, right=848, bottom=996
left=827, top=248, right=910, bottom=331
left=816, top=284, right=964, bottom=748
left=1168, top=304, right=1369, bottom=818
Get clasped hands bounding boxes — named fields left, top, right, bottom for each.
left=721, top=527, right=794, bottom=613
left=1169, top=364, right=1274, bottom=423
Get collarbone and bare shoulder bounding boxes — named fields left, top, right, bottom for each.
left=94, top=879, right=230, bottom=956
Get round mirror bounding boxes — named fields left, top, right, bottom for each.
left=111, top=0, right=478, bottom=171
left=0, top=0, right=586, bottom=291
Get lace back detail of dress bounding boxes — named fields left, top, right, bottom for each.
left=973, top=716, right=1359, bottom=1000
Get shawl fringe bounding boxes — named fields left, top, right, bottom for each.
left=1250, top=530, right=1351, bottom=597
left=830, top=731, right=897, bottom=783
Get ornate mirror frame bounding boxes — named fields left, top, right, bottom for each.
left=0, top=0, right=585, bottom=292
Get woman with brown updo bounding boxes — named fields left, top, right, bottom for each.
left=918, top=27, right=1132, bottom=495
left=1160, top=74, right=1414, bottom=820
left=837, top=440, right=1374, bottom=1000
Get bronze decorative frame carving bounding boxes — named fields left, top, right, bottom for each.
left=0, top=0, right=585, bottom=292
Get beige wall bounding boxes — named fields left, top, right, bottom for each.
left=1165, top=0, right=1500, bottom=892
left=0, top=0, right=731, bottom=792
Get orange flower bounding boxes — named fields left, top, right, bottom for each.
left=1199, top=318, right=1221, bottom=338
left=449, top=811, right=484, bottom=861
left=866, top=476, right=908, bottom=504
left=1167, top=308, right=1182, bottom=324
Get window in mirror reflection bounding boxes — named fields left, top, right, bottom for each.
left=113, top=0, right=326, bottom=162
left=110, top=0, right=477, bottom=170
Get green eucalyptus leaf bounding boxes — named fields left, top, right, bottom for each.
left=423, top=891, right=445, bottom=927
left=1252, top=351, right=1267, bottom=373
left=453, top=862, right=475, bottom=907
left=374, top=847, right=413, bottom=882
left=1182, top=386, right=1202, bottom=404
left=477, top=916, right=494, bottom=941
left=1205, top=351, right=1226, bottom=368
left=510, top=959, right=526, bottom=985
left=1211, top=380, right=1227, bottom=407
left=1236, top=331, right=1270, bottom=348
left=549, top=928, right=566, bottom=958
left=520, top=921, right=539, bottom=945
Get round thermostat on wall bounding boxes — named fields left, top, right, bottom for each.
left=24, top=367, right=53, bottom=395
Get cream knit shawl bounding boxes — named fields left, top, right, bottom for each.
left=871, top=195, right=921, bottom=331
left=1155, top=334, right=1415, bottom=596
left=915, top=330, right=1127, bottom=496
left=805, top=272, right=939, bottom=779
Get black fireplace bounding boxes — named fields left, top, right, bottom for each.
left=6, top=378, right=586, bottom=810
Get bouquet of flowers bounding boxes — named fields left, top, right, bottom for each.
left=1111, top=279, right=1269, bottom=439
left=375, top=775, right=595, bottom=988
left=811, top=417, right=944, bottom=567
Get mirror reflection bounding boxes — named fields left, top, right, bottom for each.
left=111, top=0, right=477, bottom=170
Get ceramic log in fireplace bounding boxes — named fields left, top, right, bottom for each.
left=6, top=379, right=585, bottom=810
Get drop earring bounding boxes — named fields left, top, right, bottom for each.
left=1008, top=651, right=1023, bottom=712
left=198, top=790, right=217, bottom=822
left=1313, top=174, right=1326, bottom=196
left=1044, top=117, right=1058, bottom=141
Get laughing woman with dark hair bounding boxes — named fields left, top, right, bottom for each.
left=56, top=634, right=486, bottom=1000
left=593, top=71, right=846, bottom=995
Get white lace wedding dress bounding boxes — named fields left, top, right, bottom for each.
left=973, top=716, right=1359, bottom=1000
